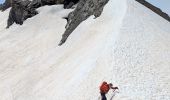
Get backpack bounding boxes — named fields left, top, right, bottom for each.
left=100, top=82, right=110, bottom=93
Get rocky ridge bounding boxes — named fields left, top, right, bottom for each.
left=0, top=0, right=109, bottom=45
left=59, top=0, right=109, bottom=45
left=136, top=0, right=170, bottom=22
left=0, top=0, right=169, bottom=45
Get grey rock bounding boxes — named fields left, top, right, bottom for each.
left=6, top=0, right=38, bottom=28
left=63, top=0, right=79, bottom=9
left=28, top=0, right=64, bottom=9
left=59, top=0, right=109, bottom=46
left=6, top=0, right=67, bottom=28
left=0, top=0, right=12, bottom=11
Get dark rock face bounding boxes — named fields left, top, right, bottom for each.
left=28, top=0, right=64, bottom=9
left=6, top=0, right=38, bottom=28
left=0, top=0, right=12, bottom=11
left=63, top=0, right=79, bottom=9
left=2, top=0, right=108, bottom=46
left=2, top=0, right=80, bottom=28
left=6, top=0, right=65, bottom=28
left=0, top=0, right=65, bottom=11
left=136, top=0, right=170, bottom=22
left=59, top=0, right=109, bottom=45
left=5, top=0, right=79, bottom=28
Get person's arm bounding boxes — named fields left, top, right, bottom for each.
left=111, top=87, right=118, bottom=90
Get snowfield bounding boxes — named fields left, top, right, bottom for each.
left=0, top=0, right=170, bottom=100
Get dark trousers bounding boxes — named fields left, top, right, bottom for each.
left=101, top=93, right=107, bottom=100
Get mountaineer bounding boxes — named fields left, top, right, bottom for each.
left=100, top=81, right=118, bottom=100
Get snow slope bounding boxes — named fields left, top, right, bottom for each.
left=0, top=0, right=170, bottom=100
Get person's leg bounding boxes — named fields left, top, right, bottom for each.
left=101, top=93, right=107, bottom=100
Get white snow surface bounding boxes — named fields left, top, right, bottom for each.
left=0, top=0, right=170, bottom=100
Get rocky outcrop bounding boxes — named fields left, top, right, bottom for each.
left=0, top=0, right=12, bottom=11
left=28, top=0, right=78, bottom=9
left=2, top=0, right=108, bottom=45
left=28, top=0, right=64, bottom=9
left=0, top=0, right=65, bottom=11
left=5, top=0, right=79, bottom=28
left=6, top=0, right=38, bottom=28
left=136, top=0, right=170, bottom=22
left=58, top=0, right=109, bottom=45
left=63, top=0, right=79, bottom=9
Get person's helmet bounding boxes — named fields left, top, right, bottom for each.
left=103, top=81, right=107, bottom=84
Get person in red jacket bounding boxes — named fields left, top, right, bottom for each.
left=100, top=81, right=118, bottom=100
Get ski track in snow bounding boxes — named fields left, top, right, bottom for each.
left=0, top=0, right=170, bottom=100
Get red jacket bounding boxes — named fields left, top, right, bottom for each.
left=100, top=82, right=110, bottom=93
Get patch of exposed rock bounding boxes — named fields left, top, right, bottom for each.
left=1, top=0, right=109, bottom=46
left=63, top=0, right=79, bottom=9
left=0, top=0, right=12, bottom=11
left=6, top=0, right=38, bottom=28
left=3, top=0, right=78, bottom=28
left=28, top=0, right=64, bottom=9
left=59, top=0, right=109, bottom=45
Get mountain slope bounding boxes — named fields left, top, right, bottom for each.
left=0, top=0, right=170, bottom=100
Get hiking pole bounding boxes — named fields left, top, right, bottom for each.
left=113, top=89, right=116, bottom=92
left=113, top=88, right=119, bottom=93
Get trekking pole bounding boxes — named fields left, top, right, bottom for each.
left=113, top=89, right=116, bottom=92
left=113, top=88, right=119, bottom=93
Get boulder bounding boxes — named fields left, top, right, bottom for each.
left=6, top=0, right=38, bottom=28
